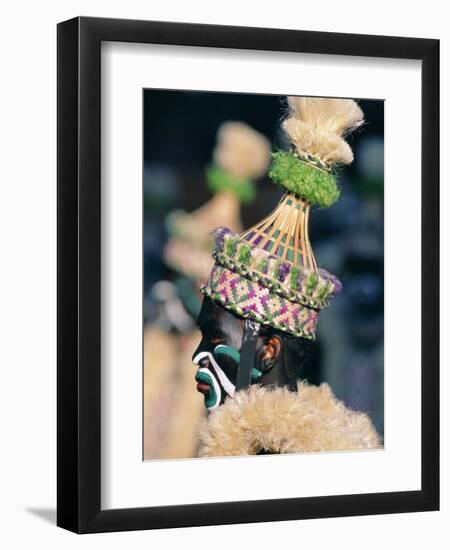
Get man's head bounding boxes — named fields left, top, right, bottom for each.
left=192, top=297, right=315, bottom=410
left=190, top=98, right=362, bottom=411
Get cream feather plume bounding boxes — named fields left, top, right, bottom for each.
left=282, top=97, right=364, bottom=166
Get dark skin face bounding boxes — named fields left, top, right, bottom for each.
left=192, top=298, right=298, bottom=409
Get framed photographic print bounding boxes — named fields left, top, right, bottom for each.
left=57, top=16, right=439, bottom=533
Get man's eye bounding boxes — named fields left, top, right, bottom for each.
left=210, top=336, right=223, bottom=345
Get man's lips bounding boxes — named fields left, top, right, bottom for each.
left=196, top=381, right=210, bottom=396
left=195, top=370, right=211, bottom=396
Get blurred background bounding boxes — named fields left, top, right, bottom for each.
left=143, top=90, right=384, bottom=460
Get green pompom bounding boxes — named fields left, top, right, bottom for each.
left=316, top=280, right=332, bottom=301
left=238, top=244, right=252, bottom=264
left=290, top=265, right=301, bottom=290
left=269, top=151, right=340, bottom=208
left=225, top=236, right=238, bottom=256
left=258, top=258, right=268, bottom=273
left=305, top=272, right=319, bottom=294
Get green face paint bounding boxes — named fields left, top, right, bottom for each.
left=213, top=344, right=240, bottom=365
left=213, top=345, right=262, bottom=381
left=195, top=369, right=219, bottom=409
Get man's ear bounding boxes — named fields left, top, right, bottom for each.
left=258, top=334, right=282, bottom=373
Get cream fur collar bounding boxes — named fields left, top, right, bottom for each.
left=196, top=382, right=382, bottom=457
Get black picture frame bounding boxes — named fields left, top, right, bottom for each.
left=57, top=16, right=439, bottom=533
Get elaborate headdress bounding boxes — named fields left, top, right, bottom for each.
left=164, top=122, right=271, bottom=281
left=201, top=97, right=364, bottom=345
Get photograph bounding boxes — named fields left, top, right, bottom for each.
left=142, top=91, right=385, bottom=460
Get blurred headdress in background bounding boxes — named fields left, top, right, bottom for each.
left=164, top=122, right=271, bottom=282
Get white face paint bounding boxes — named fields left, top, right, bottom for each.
left=193, top=351, right=236, bottom=411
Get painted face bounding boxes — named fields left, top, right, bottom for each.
left=192, top=298, right=245, bottom=410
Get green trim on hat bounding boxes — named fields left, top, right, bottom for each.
left=212, top=230, right=341, bottom=310
left=206, top=165, right=256, bottom=203
left=213, top=250, right=330, bottom=310
left=269, top=151, right=340, bottom=208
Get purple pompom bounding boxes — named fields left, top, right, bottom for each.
left=213, top=227, right=232, bottom=251
left=278, top=261, right=291, bottom=282
left=331, top=276, right=343, bottom=295
left=319, top=268, right=343, bottom=295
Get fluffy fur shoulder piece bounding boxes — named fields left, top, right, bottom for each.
left=196, top=382, right=382, bottom=457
